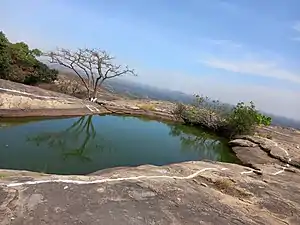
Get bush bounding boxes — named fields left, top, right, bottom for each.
left=172, top=102, right=186, bottom=120
left=0, top=31, right=57, bottom=84
left=226, top=101, right=259, bottom=136
left=173, top=96, right=272, bottom=138
left=173, top=95, right=229, bottom=131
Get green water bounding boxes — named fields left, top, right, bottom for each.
left=0, top=115, right=238, bottom=175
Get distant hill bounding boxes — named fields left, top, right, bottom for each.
left=265, top=114, right=300, bottom=130
left=48, top=65, right=194, bottom=103
left=104, top=78, right=194, bottom=104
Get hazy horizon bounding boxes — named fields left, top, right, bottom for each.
left=1, top=0, right=299, bottom=120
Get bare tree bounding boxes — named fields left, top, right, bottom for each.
left=46, top=48, right=137, bottom=102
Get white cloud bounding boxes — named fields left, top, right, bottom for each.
left=292, top=21, right=300, bottom=32
left=291, top=37, right=300, bottom=41
left=207, top=39, right=242, bottom=48
left=200, top=38, right=242, bottom=49
left=291, top=21, right=300, bottom=41
left=200, top=58, right=300, bottom=84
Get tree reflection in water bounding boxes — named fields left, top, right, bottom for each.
left=27, top=115, right=109, bottom=162
left=168, top=124, right=234, bottom=162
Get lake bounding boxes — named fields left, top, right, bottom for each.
left=0, top=115, right=238, bottom=175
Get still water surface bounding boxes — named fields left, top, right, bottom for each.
left=0, top=115, right=238, bottom=175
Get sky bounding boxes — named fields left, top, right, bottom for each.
left=1, top=0, right=300, bottom=120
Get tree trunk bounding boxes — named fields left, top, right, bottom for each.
left=90, top=79, right=104, bottom=102
left=87, top=88, right=91, bottom=100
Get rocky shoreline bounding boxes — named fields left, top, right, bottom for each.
left=1, top=79, right=300, bottom=224
left=1, top=146, right=300, bottom=224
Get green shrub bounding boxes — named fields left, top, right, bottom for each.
left=226, top=101, right=259, bottom=136
left=173, top=96, right=272, bottom=138
left=256, top=114, right=272, bottom=126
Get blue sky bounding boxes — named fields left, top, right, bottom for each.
left=1, top=0, right=300, bottom=120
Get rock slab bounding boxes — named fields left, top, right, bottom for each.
left=1, top=160, right=300, bottom=225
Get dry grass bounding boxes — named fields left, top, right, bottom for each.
left=138, top=103, right=156, bottom=111
left=213, top=179, right=251, bottom=199
left=256, top=132, right=273, bottom=140
left=0, top=93, right=78, bottom=110
left=214, top=179, right=235, bottom=192
left=0, top=174, right=8, bottom=179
